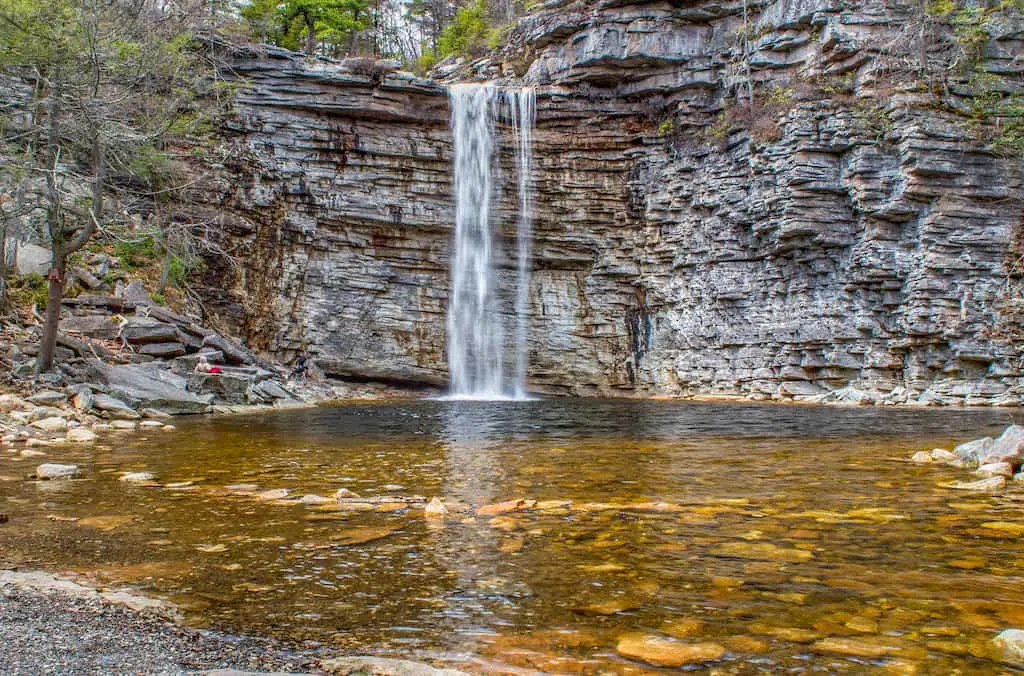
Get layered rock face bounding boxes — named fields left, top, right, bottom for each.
left=200, top=0, right=1024, bottom=404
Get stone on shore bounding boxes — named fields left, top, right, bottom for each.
left=36, top=463, right=80, bottom=480
left=66, top=428, right=98, bottom=443
left=26, top=391, right=66, bottom=406
left=93, top=393, right=141, bottom=419
left=319, top=656, right=470, bottom=675
left=30, top=417, right=67, bottom=433
left=88, top=361, right=213, bottom=415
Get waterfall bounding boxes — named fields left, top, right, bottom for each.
left=446, top=84, right=535, bottom=400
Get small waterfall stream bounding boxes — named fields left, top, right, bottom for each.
left=447, top=84, right=535, bottom=400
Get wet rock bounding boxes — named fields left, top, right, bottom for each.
left=139, top=420, right=166, bottom=429
left=335, top=488, right=361, bottom=499
left=300, top=494, right=333, bottom=505
left=424, top=497, right=448, bottom=518
left=660, top=617, right=704, bottom=638
left=331, top=526, right=398, bottom=545
left=711, top=542, right=814, bottom=562
left=257, top=488, right=289, bottom=501
left=931, top=448, right=958, bottom=462
left=575, top=599, right=642, bottom=616
left=140, top=408, right=173, bottom=418
left=982, top=425, right=1024, bottom=465
left=66, top=427, right=98, bottom=443
left=953, top=437, right=993, bottom=463
left=615, top=633, right=725, bottom=667
left=948, top=476, right=1006, bottom=492
left=910, top=451, right=932, bottom=463
left=974, top=462, right=1014, bottom=478
left=109, top=420, right=138, bottom=431
left=811, top=637, right=897, bottom=658
left=226, top=483, right=260, bottom=492
left=119, top=472, right=157, bottom=484
left=36, top=463, right=80, bottom=480
left=30, top=417, right=67, bottom=433
left=992, top=629, right=1024, bottom=667
left=477, top=498, right=536, bottom=516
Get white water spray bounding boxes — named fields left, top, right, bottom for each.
left=446, top=84, right=535, bottom=400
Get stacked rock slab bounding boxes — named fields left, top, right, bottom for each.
left=195, top=1, right=1024, bottom=403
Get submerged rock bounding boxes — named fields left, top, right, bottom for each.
left=615, top=633, right=725, bottom=667
left=119, top=472, right=157, bottom=484
left=35, top=463, right=80, bottom=480
left=948, top=476, right=1007, bottom=492
left=974, top=462, right=1014, bottom=478
left=424, top=497, right=448, bottom=518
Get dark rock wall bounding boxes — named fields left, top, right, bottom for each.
left=198, top=0, right=1024, bottom=404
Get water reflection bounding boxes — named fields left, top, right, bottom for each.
left=1, top=400, right=1023, bottom=672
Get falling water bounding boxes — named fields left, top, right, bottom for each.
left=507, top=88, right=535, bottom=400
left=446, top=84, right=535, bottom=400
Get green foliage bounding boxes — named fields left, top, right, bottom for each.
left=417, top=48, right=438, bottom=73
left=166, top=255, right=193, bottom=288
left=8, top=273, right=49, bottom=310
left=656, top=118, right=675, bottom=136
left=114, top=234, right=158, bottom=270
left=764, top=86, right=793, bottom=108
left=149, top=291, right=166, bottom=305
left=241, top=0, right=369, bottom=54
left=437, top=0, right=491, bottom=59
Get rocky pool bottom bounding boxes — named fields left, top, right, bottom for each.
left=3, top=399, right=1024, bottom=673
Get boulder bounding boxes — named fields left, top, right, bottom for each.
left=30, top=417, right=67, bottom=433
left=87, top=361, right=214, bottom=415
left=61, top=315, right=121, bottom=340
left=189, top=371, right=253, bottom=404
left=981, top=425, right=1024, bottom=465
left=123, top=280, right=150, bottom=304
left=36, top=463, right=79, bottom=480
left=252, top=379, right=291, bottom=400
left=615, top=633, right=725, bottom=667
left=138, top=342, right=187, bottom=358
left=201, top=334, right=254, bottom=365
left=974, top=462, right=1014, bottom=479
left=93, top=393, right=140, bottom=419
left=952, top=437, right=993, bottom=463
left=992, top=629, right=1024, bottom=668
left=14, top=242, right=50, bottom=276
left=121, top=318, right=179, bottom=344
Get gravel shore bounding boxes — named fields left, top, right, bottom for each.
left=0, top=579, right=321, bottom=675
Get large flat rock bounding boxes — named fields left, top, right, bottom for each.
left=87, top=361, right=214, bottom=415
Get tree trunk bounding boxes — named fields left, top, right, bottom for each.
left=35, top=259, right=65, bottom=373
left=305, top=14, right=316, bottom=55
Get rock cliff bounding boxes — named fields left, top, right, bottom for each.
left=197, top=0, right=1024, bottom=405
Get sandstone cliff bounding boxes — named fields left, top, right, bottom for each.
left=198, top=0, right=1024, bottom=405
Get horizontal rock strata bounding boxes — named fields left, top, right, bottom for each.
left=196, top=5, right=1024, bottom=405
